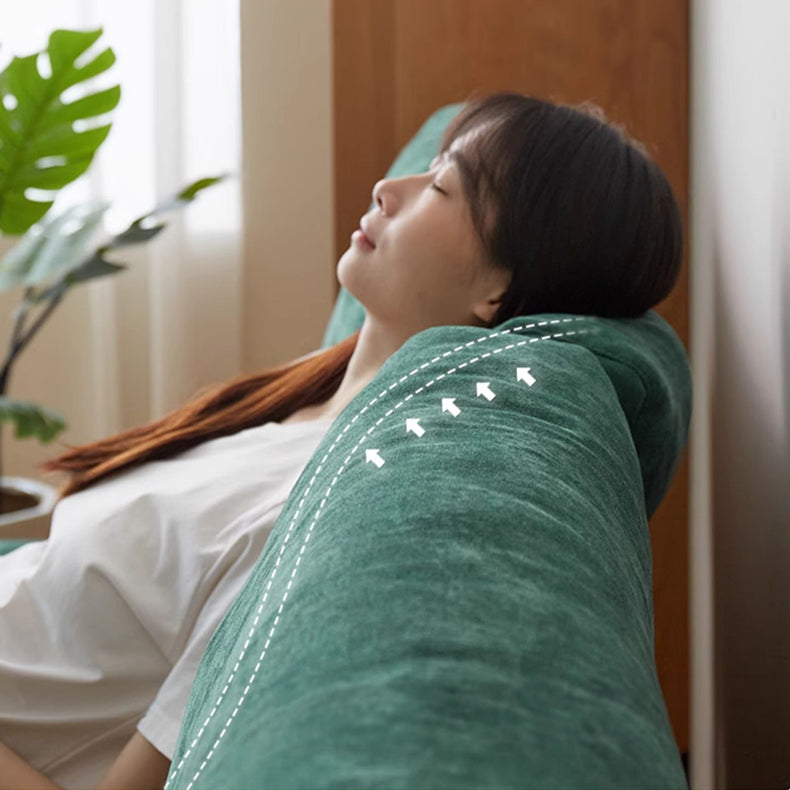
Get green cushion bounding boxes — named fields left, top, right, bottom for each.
left=165, top=309, right=691, bottom=789
left=0, top=538, right=40, bottom=556
left=322, top=100, right=689, bottom=521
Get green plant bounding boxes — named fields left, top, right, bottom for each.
left=0, top=27, right=227, bottom=513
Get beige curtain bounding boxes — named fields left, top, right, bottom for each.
left=0, top=0, right=335, bottom=482
left=689, top=0, right=790, bottom=787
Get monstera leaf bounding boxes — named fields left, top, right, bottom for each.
left=0, top=27, right=120, bottom=235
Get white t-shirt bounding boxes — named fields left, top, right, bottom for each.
left=0, top=417, right=333, bottom=790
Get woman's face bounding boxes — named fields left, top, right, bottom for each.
left=336, top=130, right=510, bottom=334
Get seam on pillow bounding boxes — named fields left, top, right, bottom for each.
left=579, top=346, right=650, bottom=426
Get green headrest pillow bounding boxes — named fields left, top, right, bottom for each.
left=164, top=310, right=692, bottom=789
left=321, top=100, right=690, bottom=520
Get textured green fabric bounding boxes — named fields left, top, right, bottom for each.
left=164, top=310, right=691, bottom=790
left=0, top=537, right=38, bottom=556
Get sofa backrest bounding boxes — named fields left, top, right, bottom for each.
left=164, top=310, right=691, bottom=790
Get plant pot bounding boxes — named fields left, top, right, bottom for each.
left=0, top=476, right=58, bottom=541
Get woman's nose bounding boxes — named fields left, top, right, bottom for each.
left=372, top=173, right=419, bottom=215
left=372, top=177, right=389, bottom=214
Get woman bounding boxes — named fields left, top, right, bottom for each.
left=0, top=90, right=682, bottom=789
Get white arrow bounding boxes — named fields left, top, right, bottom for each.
left=441, top=397, right=460, bottom=416
left=406, top=418, right=425, bottom=437
left=517, top=367, right=536, bottom=387
left=365, top=449, right=385, bottom=468
left=476, top=382, right=496, bottom=401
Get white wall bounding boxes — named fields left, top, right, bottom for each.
left=690, top=1, right=790, bottom=787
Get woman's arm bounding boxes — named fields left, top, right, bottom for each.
left=0, top=730, right=171, bottom=790
left=95, top=731, right=171, bottom=790
left=0, top=738, right=62, bottom=790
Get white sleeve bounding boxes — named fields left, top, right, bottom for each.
left=136, top=504, right=285, bottom=759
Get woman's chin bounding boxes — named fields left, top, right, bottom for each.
left=335, top=256, right=363, bottom=294
left=338, top=244, right=375, bottom=278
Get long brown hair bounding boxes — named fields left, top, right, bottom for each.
left=39, top=90, right=682, bottom=506
left=38, top=331, right=358, bottom=504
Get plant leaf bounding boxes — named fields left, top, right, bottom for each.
left=0, top=396, right=66, bottom=443
left=0, top=200, right=111, bottom=291
left=0, top=28, right=121, bottom=235
left=84, top=174, right=229, bottom=265
left=145, top=173, right=231, bottom=217
left=177, top=175, right=229, bottom=202
left=33, top=248, right=127, bottom=302
left=104, top=220, right=166, bottom=250
left=0, top=174, right=227, bottom=302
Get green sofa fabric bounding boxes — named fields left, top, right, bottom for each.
left=164, top=309, right=691, bottom=790
left=0, top=537, right=36, bottom=556
left=320, top=98, right=690, bottom=520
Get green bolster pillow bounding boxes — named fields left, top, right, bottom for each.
left=165, top=309, right=691, bottom=790
left=0, top=538, right=36, bottom=556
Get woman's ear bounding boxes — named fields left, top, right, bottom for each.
left=470, top=292, right=504, bottom=327
left=471, top=269, right=510, bottom=326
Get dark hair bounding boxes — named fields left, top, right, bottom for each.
left=435, top=90, right=683, bottom=322
left=39, top=90, right=682, bottom=505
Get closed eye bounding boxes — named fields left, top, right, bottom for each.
left=430, top=182, right=446, bottom=194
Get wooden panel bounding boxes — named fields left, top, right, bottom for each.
left=333, top=0, right=689, bottom=755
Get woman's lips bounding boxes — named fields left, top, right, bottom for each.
left=352, top=229, right=376, bottom=250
